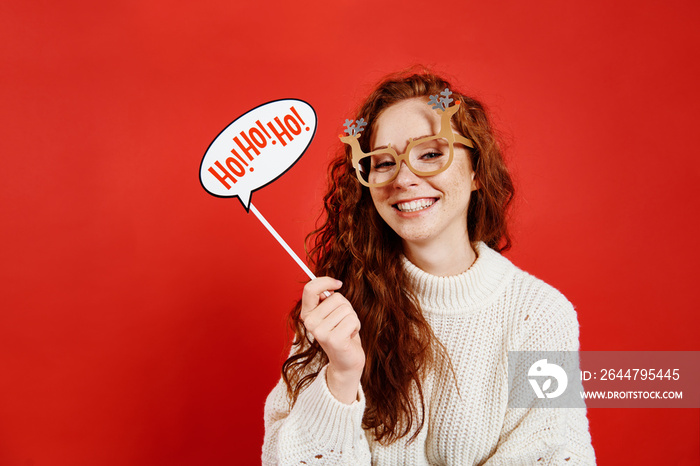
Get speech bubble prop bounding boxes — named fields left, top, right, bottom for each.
left=200, top=99, right=324, bottom=288
left=200, top=99, right=316, bottom=211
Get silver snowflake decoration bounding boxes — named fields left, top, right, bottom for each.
left=428, top=88, right=454, bottom=112
left=343, top=118, right=367, bottom=137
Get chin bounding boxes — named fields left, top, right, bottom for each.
left=392, top=228, right=435, bottom=245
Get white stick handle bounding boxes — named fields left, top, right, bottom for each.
left=249, top=203, right=331, bottom=298
left=249, top=203, right=332, bottom=298
left=249, top=203, right=317, bottom=280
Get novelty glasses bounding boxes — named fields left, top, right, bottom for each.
left=339, top=90, right=474, bottom=188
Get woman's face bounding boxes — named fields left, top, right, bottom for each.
left=369, top=98, right=477, bottom=248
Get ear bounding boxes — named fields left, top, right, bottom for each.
left=470, top=172, right=480, bottom=192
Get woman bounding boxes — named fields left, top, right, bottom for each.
left=262, top=70, right=596, bottom=465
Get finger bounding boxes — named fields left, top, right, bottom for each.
left=313, top=312, right=361, bottom=354
left=301, top=277, right=343, bottom=318
left=329, top=312, right=362, bottom=342
left=301, top=277, right=343, bottom=315
left=350, top=323, right=361, bottom=339
left=312, top=303, right=356, bottom=339
left=301, top=293, right=349, bottom=330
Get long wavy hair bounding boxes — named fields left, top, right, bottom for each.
left=282, top=68, right=515, bottom=444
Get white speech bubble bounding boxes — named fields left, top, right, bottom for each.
left=199, top=99, right=316, bottom=210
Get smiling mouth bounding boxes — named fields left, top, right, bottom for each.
left=394, top=198, right=437, bottom=213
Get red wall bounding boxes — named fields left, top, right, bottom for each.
left=1, top=1, right=698, bottom=464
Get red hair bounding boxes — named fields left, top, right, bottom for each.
left=282, top=68, right=515, bottom=443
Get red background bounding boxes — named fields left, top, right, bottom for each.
left=2, top=1, right=699, bottom=464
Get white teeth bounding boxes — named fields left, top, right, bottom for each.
left=395, top=199, right=436, bottom=212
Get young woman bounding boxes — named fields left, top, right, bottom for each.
left=262, top=70, right=596, bottom=465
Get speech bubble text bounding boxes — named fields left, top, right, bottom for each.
left=200, top=99, right=316, bottom=210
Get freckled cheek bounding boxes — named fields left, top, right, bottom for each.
left=446, top=163, right=476, bottom=201
left=369, top=190, right=397, bottom=222
left=369, top=188, right=388, bottom=208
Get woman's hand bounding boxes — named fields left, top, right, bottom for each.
left=300, top=277, right=365, bottom=404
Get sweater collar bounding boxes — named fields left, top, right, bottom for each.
left=402, top=242, right=516, bottom=314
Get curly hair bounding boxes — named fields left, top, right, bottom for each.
left=282, top=68, right=515, bottom=444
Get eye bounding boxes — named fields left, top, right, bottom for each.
left=373, top=159, right=396, bottom=170
left=412, top=138, right=450, bottom=164
left=371, top=154, right=396, bottom=171
left=419, top=151, right=444, bottom=160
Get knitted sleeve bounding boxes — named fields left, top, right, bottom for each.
left=262, top=364, right=372, bottom=466
left=484, top=278, right=597, bottom=466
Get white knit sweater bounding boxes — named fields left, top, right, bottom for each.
left=262, top=242, right=596, bottom=465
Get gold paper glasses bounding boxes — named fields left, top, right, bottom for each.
left=339, top=100, right=474, bottom=188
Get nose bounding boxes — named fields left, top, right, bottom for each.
left=392, top=160, right=420, bottom=188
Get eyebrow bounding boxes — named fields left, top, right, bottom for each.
left=371, top=134, right=435, bottom=151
